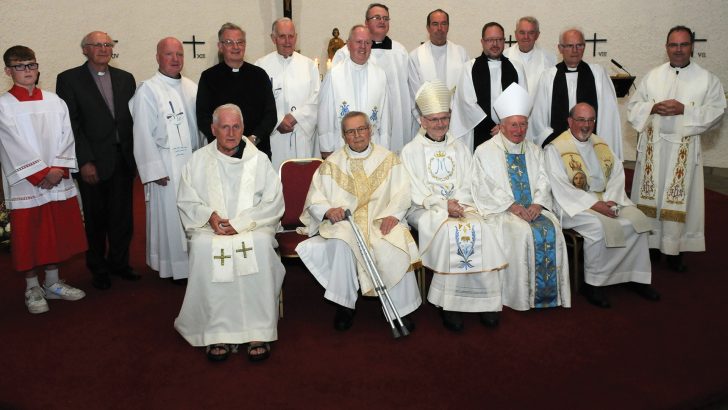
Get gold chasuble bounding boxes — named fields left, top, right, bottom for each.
left=551, top=130, right=614, bottom=195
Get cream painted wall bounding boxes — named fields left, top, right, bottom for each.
left=1, top=0, right=726, bottom=164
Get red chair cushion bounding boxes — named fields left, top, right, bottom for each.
left=276, top=231, right=309, bottom=258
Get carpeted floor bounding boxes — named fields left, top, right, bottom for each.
left=0, top=180, right=727, bottom=410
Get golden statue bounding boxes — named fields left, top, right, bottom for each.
left=327, top=28, right=345, bottom=60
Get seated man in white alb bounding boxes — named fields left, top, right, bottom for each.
left=471, top=84, right=570, bottom=324
left=297, top=111, right=421, bottom=332
left=402, top=80, right=507, bottom=332
left=175, top=104, right=285, bottom=363
left=545, top=102, right=660, bottom=308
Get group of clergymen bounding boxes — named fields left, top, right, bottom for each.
left=1, top=2, right=725, bottom=364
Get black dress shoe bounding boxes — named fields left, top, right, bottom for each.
left=581, top=284, right=610, bottom=308
left=629, top=282, right=661, bottom=301
left=92, top=273, right=111, bottom=290
left=440, top=309, right=464, bottom=332
left=667, top=254, right=687, bottom=272
left=479, top=311, right=500, bottom=328
left=334, top=306, right=355, bottom=331
left=111, top=269, right=142, bottom=281
left=400, top=315, right=415, bottom=333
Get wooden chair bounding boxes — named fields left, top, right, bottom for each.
left=562, top=229, right=584, bottom=293
left=409, top=228, right=428, bottom=300
left=276, top=158, right=323, bottom=317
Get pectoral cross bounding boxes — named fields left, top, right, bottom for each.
left=213, top=249, right=231, bottom=266
left=236, top=242, right=254, bottom=258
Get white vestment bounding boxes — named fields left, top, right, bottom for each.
left=529, top=63, right=623, bottom=159
left=503, top=45, right=557, bottom=100
left=254, top=51, right=321, bottom=170
left=401, top=131, right=507, bottom=312
left=318, top=58, right=390, bottom=153
left=628, top=61, right=726, bottom=254
left=130, top=72, right=203, bottom=279
left=408, top=41, right=469, bottom=135
left=296, top=144, right=422, bottom=315
left=471, top=133, right=570, bottom=311
left=0, top=90, right=78, bottom=209
left=174, top=142, right=285, bottom=346
left=333, top=41, right=411, bottom=153
left=545, top=131, right=652, bottom=286
left=450, top=57, right=528, bottom=152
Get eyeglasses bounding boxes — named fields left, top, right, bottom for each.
left=85, top=42, right=115, bottom=48
left=366, top=15, right=390, bottom=21
left=7, top=63, right=39, bottom=71
left=343, top=126, right=370, bottom=137
left=424, top=115, right=451, bottom=124
left=516, top=30, right=538, bottom=36
left=667, top=42, right=691, bottom=49
left=560, top=43, right=585, bottom=51
left=221, top=39, right=246, bottom=47
left=572, top=117, right=595, bottom=124
left=483, top=37, right=505, bottom=44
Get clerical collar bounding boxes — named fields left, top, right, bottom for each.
left=499, top=133, right=525, bottom=154
left=566, top=65, right=579, bottom=72
left=670, top=61, right=691, bottom=69
left=158, top=71, right=181, bottom=82
left=224, top=62, right=244, bottom=72
left=371, top=36, right=393, bottom=50
left=424, top=133, right=446, bottom=144
left=231, top=139, right=246, bottom=159
left=345, top=143, right=373, bottom=158
left=570, top=130, right=592, bottom=146
left=87, top=61, right=108, bottom=76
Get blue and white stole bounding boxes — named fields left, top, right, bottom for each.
left=506, top=152, right=558, bottom=308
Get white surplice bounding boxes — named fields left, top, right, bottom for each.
left=0, top=91, right=78, bottom=209
left=529, top=63, right=623, bottom=159
left=450, top=57, right=528, bottom=152
left=174, top=141, right=285, bottom=346
left=503, top=45, right=557, bottom=100
left=471, top=133, right=570, bottom=311
left=333, top=41, right=411, bottom=153
left=296, top=143, right=421, bottom=315
left=628, top=62, right=726, bottom=254
left=408, top=41, right=469, bottom=135
left=545, top=131, right=652, bottom=286
left=401, top=131, right=507, bottom=312
left=130, top=72, right=203, bottom=279
left=317, top=58, right=390, bottom=153
left=255, top=51, right=321, bottom=170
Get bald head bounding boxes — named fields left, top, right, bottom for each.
left=156, top=37, right=184, bottom=78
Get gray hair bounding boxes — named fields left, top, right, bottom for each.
left=559, top=27, right=584, bottom=45
left=516, top=16, right=540, bottom=33
left=212, top=104, right=244, bottom=125
left=340, top=111, right=371, bottom=137
left=271, top=17, right=294, bottom=35
left=218, top=22, right=245, bottom=42
left=80, top=31, right=112, bottom=48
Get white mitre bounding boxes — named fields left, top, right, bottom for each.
left=493, top=83, right=532, bottom=121
left=415, top=80, right=451, bottom=115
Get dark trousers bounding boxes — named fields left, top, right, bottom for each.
left=77, top=151, right=134, bottom=276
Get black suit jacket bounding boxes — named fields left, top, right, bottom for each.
left=56, top=63, right=136, bottom=180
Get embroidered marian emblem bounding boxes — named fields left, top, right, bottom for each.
left=339, top=101, right=350, bottom=118
left=454, top=222, right=476, bottom=269
left=370, top=106, right=378, bottom=122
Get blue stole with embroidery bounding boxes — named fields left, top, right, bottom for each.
left=506, top=153, right=559, bottom=308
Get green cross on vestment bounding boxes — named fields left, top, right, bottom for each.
left=213, top=248, right=231, bottom=266
left=236, top=242, right=253, bottom=258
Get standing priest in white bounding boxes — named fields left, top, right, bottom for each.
left=408, top=9, right=469, bottom=135
left=255, top=18, right=320, bottom=171
left=628, top=25, right=726, bottom=272
left=402, top=80, right=507, bottom=332
left=318, top=25, right=390, bottom=157
left=503, top=16, right=556, bottom=100
left=545, top=103, right=660, bottom=308
left=297, top=111, right=421, bottom=332
left=175, top=104, right=284, bottom=363
left=130, top=37, right=203, bottom=282
left=450, top=22, right=527, bottom=152
left=529, top=28, right=623, bottom=159
left=332, top=3, right=411, bottom=153
left=472, top=84, right=570, bottom=321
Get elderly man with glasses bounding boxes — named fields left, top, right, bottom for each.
left=56, top=31, right=139, bottom=290
left=529, top=28, right=623, bottom=159
left=298, top=111, right=421, bottom=333
left=450, top=22, right=527, bottom=152
left=196, top=22, right=277, bottom=157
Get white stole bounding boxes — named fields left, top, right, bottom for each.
left=416, top=41, right=462, bottom=90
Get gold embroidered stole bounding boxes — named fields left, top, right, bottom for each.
left=551, top=131, right=614, bottom=196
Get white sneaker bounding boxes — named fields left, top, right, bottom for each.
left=43, top=281, right=86, bottom=301
left=25, top=286, right=49, bottom=314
